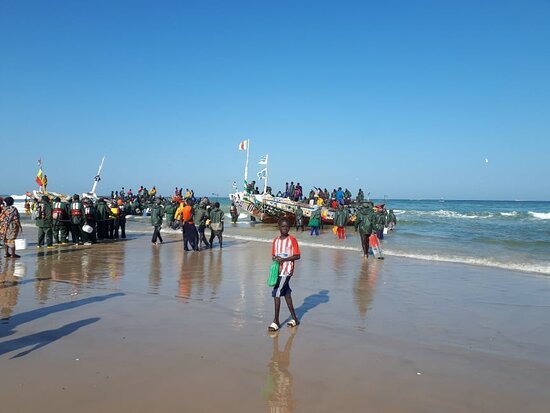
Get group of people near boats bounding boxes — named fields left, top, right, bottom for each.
left=29, top=194, right=128, bottom=247
left=148, top=197, right=225, bottom=251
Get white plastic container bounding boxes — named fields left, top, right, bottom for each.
left=82, top=224, right=93, bottom=234
left=14, top=238, right=27, bottom=250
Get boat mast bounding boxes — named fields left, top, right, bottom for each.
left=91, top=155, right=106, bottom=195
left=263, top=154, right=269, bottom=195
left=244, top=139, right=250, bottom=191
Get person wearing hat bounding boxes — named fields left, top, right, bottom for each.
left=116, top=198, right=126, bottom=239
left=69, top=194, right=86, bottom=245
left=108, top=201, right=120, bottom=239
left=36, top=195, right=53, bottom=248
left=354, top=203, right=375, bottom=258
left=52, top=196, right=70, bottom=244
left=308, top=206, right=321, bottom=236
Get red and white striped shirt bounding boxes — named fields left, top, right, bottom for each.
left=272, top=235, right=301, bottom=276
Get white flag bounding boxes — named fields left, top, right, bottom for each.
left=257, top=168, right=267, bottom=180
left=258, top=154, right=268, bottom=165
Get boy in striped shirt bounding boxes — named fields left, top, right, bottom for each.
left=269, top=218, right=301, bottom=332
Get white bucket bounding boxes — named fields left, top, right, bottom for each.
left=82, top=224, right=93, bottom=234
left=14, top=238, right=27, bottom=250
left=383, top=227, right=388, bottom=235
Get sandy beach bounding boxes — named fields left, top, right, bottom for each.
left=1, top=226, right=550, bottom=413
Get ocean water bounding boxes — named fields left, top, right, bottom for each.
left=7, top=194, right=550, bottom=275
left=381, top=200, right=550, bottom=275
left=219, top=198, right=550, bottom=275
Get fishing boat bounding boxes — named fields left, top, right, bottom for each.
left=229, top=141, right=354, bottom=224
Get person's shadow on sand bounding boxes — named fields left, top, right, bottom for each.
left=0, top=292, right=124, bottom=338
left=284, top=290, right=330, bottom=325
left=0, top=318, right=100, bottom=359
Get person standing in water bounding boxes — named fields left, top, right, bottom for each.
left=308, top=207, right=321, bottom=236
left=229, top=203, right=239, bottom=223
left=333, top=204, right=349, bottom=240
left=295, top=206, right=304, bottom=231
left=269, top=218, right=301, bottom=332
left=208, top=202, right=224, bottom=248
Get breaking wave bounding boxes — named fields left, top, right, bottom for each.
left=529, top=212, right=550, bottom=220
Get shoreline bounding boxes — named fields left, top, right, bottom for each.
left=1, top=229, right=550, bottom=412
left=16, top=219, right=550, bottom=276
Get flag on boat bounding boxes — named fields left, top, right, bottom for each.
left=258, top=154, right=268, bottom=165
left=257, top=168, right=267, bottom=180
left=238, top=140, right=249, bottom=151
left=35, top=167, right=44, bottom=187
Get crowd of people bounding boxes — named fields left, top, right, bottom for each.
left=1, top=180, right=397, bottom=261
left=4, top=186, right=225, bottom=253
left=28, top=194, right=128, bottom=247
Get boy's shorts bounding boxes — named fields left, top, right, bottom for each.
left=272, top=275, right=292, bottom=297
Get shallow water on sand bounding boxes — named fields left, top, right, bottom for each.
left=1, top=225, right=550, bottom=412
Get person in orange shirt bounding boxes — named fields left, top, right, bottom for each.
left=175, top=199, right=198, bottom=251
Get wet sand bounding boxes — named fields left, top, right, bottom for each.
left=1, top=229, right=550, bottom=412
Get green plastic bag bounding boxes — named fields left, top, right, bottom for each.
left=267, top=261, right=280, bottom=287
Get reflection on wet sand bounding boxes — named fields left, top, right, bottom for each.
left=0, top=260, right=24, bottom=319
left=149, top=246, right=162, bottom=294
left=174, top=250, right=226, bottom=301
left=206, top=250, right=223, bottom=299
left=353, top=259, right=380, bottom=322
left=263, top=330, right=297, bottom=413
left=32, top=244, right=127, bottom=302
left=178, top=252, right=208, bottom=300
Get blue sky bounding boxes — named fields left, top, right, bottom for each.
left=1, top=0, right=549, bottom=200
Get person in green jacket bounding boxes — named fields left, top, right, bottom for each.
left=229, top=202, right=239, bottom=223
left=36, top=195, right=53, bottom=247
left=164, top=200, right=177, bottom=228
left=356, top=189, right=364, bottom=204
left=150, top=200, right=164, bottom=245
left=208, top=202, right=225, bottom=248
left=295, top=206, right=304, bottom=231
left=354, top=204, right=374, bottom=258
left=309, top=207, right=321, bottom=236
left=52, top=196, right=70, bottom=244
left=387, top=209, right=397, bottom=230
left=333, top=205, right=349, bottom=239
left=69, top=194, right=86, bottom=245
left=83, top=199, right=98, bottom=244
left=193, top=203, right=210, bottom=250
left=375, top=210, right=386, bottom=240
left=96, top=198, right=109, bottom=240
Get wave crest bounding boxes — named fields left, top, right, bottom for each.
left=529, top=212, right=550, bottom=220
